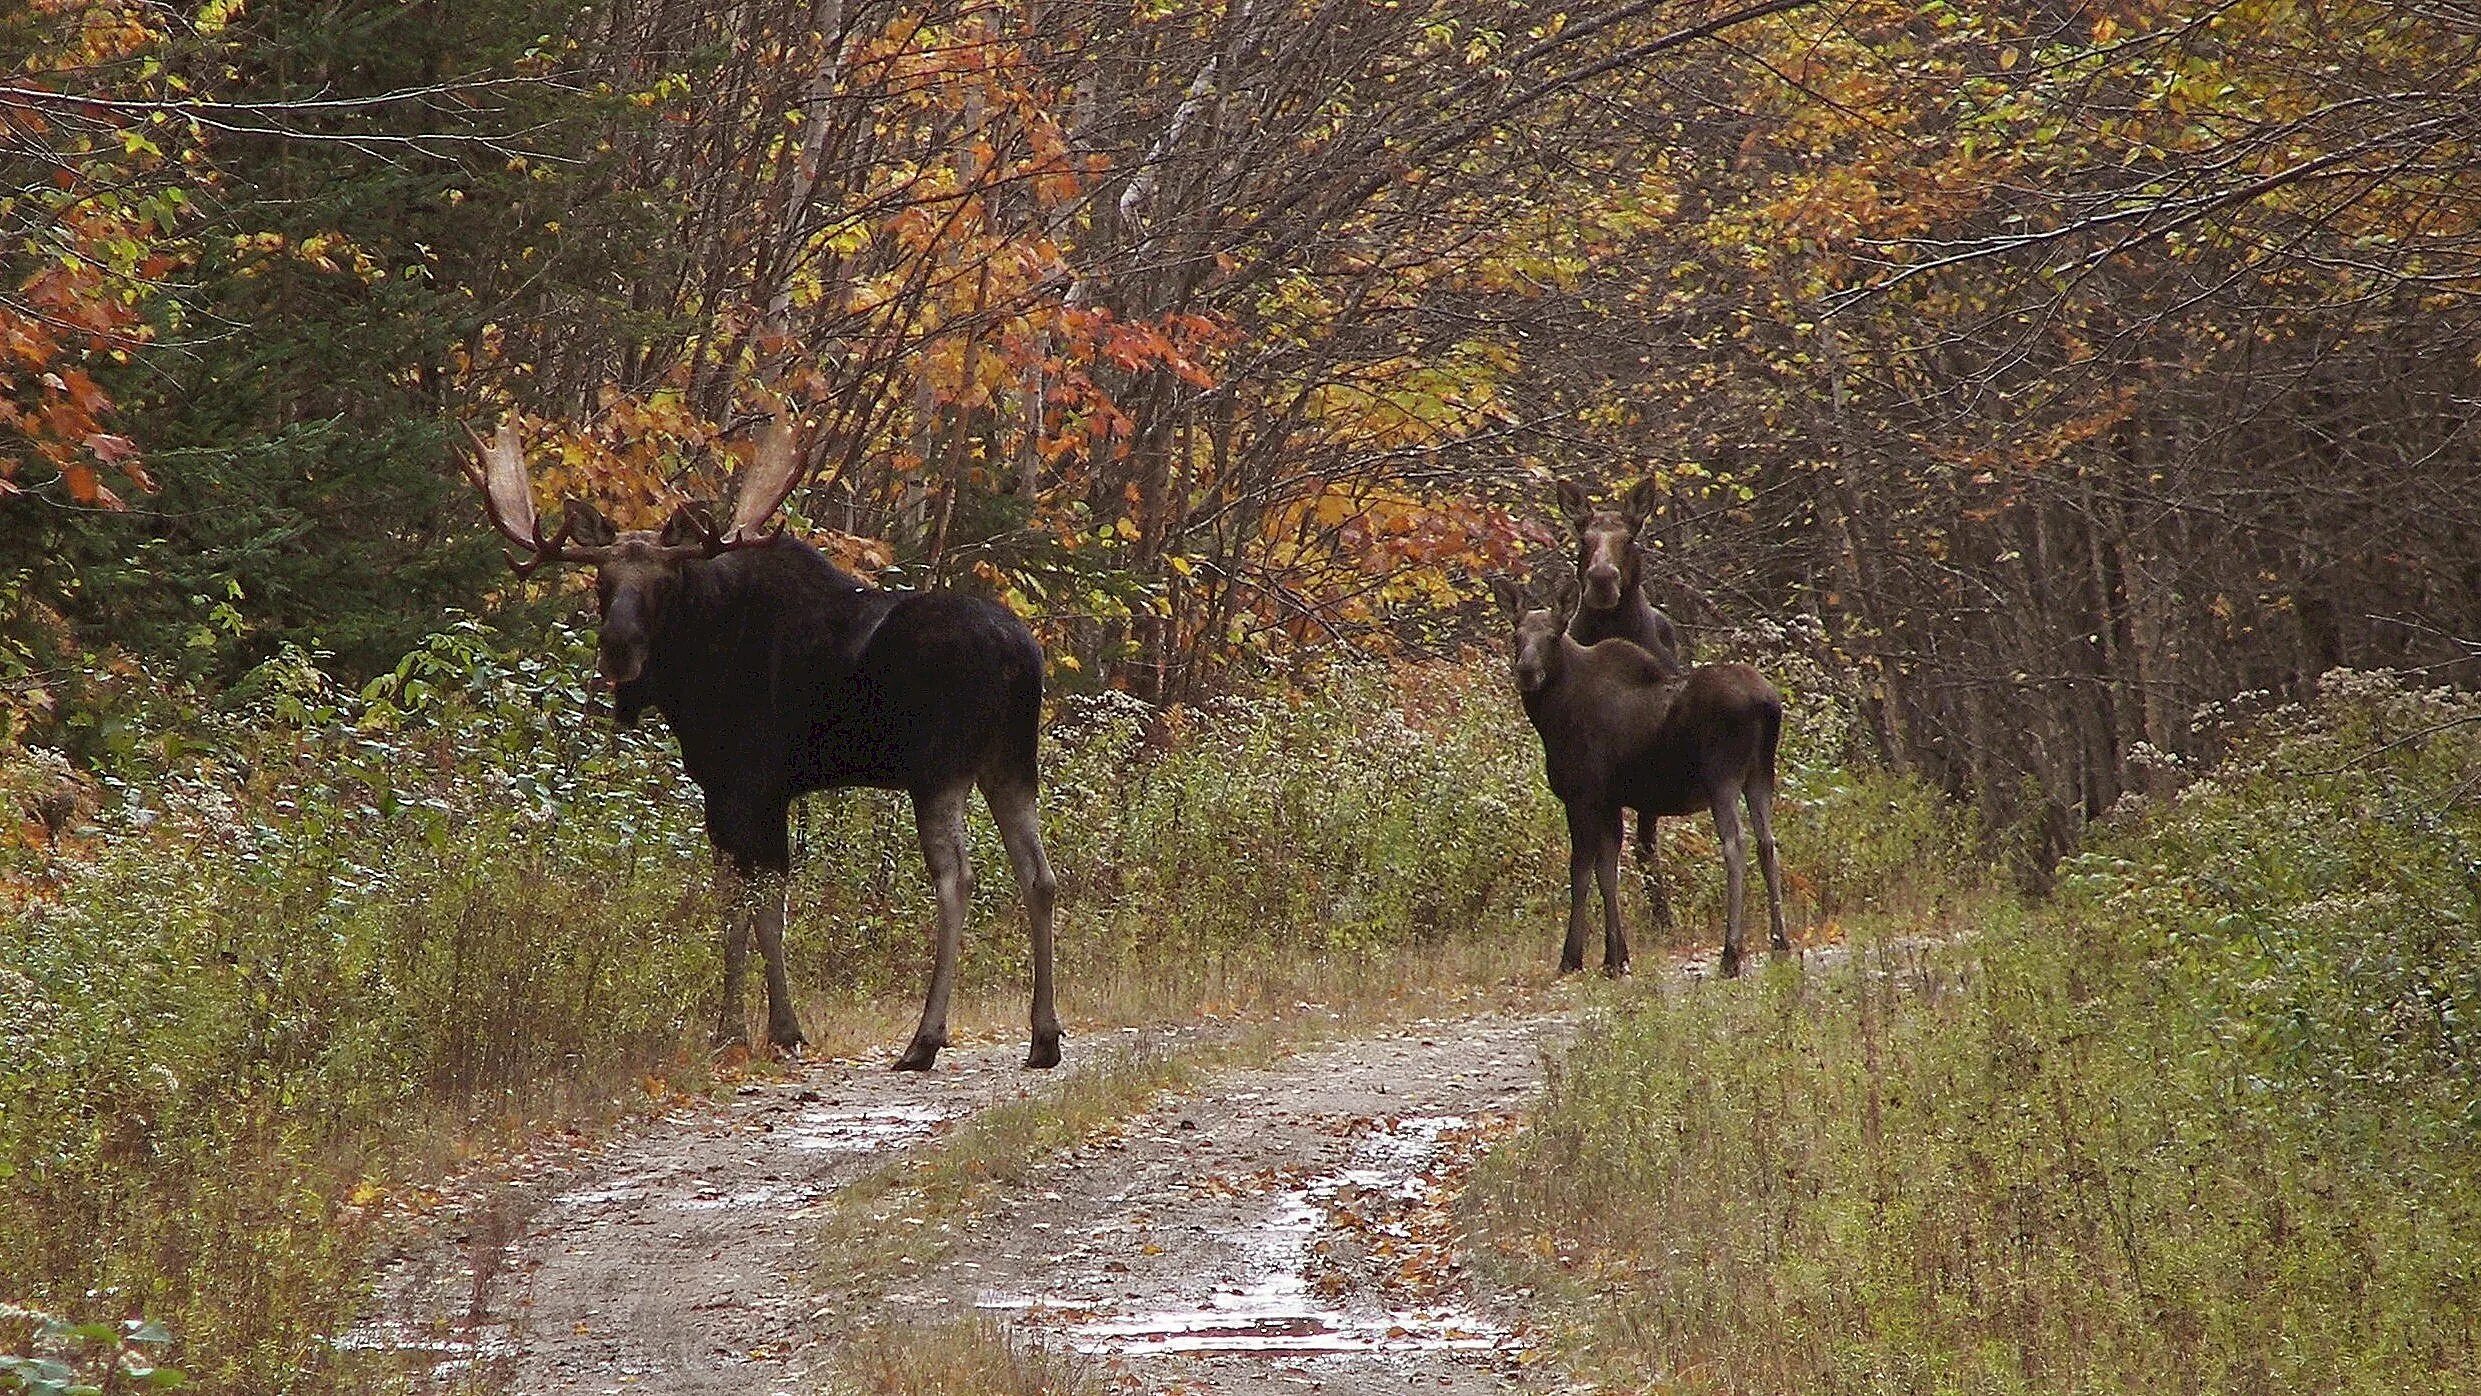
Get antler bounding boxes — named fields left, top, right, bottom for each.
left=464, top=412, right=805, bottom=570
left=723, top=409, right=807, bottom=545
left=462, top=423, right=609, bottom=573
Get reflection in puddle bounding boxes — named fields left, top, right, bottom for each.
left=990, top=1114, right=1512, bottom=1358
left=678, top=1182, right=820, bottom=1211
left=331, top=1318, right=517, bottom=1380
left=783, top=1102, right=952, bottom=1153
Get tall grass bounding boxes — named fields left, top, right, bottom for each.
left=1470, top=671, right=2481, bottom=1394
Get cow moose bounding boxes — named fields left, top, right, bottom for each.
left=1554, top=478, right=1688, bottom=666
left=1491, top=574, right=1788, bottom=978
left=466, top=415, right=1060, bottom=1071
left=1554, top=477, right=1690, bottom=930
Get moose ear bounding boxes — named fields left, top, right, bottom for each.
left=1553, top=479, right=1593, bottom=532
left=563, top=498, right=619, bottom=548
left=1548, top=570, right=1581, bottom=621
left=1622, top=477, right=1662, bottom=531
left=1488, top=575, right=1526, bottom=622
left=658, top=501, right=718, bottom=549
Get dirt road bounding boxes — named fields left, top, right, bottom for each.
left=357, top=1009, right=1570, bottom=1394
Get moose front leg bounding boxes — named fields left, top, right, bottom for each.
left=1596, top=811, right=1629, bottom=977
left=898, top=783, right=974, bottom=1071
left=712, top=794, right=805, bottom=1054
left=1559, top=805, right=1605, bottom=974
left=750, top=870, right=805, bottom=1052
left=713, top=863, right=754, bottom=1047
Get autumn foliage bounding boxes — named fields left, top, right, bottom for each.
left=0, top=0, right=2473, bottom=839
left=0, top=0, right=184, bottom=505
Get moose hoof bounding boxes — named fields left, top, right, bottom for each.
left=768, top=1023, right=808, bottom=1056
left=1602, top=959, right=1631, bottom=980
left=1719, top=952, right=1744, bottom=979
left=1025, top=1034, right=1062, bottom=1070
left=1557, top=956, right=1585, bottom=975
left=892, top=1039, right=943, bottom=1072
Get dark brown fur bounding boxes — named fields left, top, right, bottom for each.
left=1493, top=576, right=1787, bottom=977
left=1554, top=478, right=1691, bottom=931
left=470, top=420, right=1059, bottom=1073
left=569, top=514, right=1059, bottom=1072
left=1554, top=478, right=1687, bottom=666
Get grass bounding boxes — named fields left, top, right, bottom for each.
left=827, top=1318, right=1096, bottom=1396
left=1468, top=672, right=2481, bottom=1395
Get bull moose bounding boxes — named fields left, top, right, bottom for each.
left=466, top=414, right=1059, bottom=1071
left=1492, top=574, right=1787, bottom=978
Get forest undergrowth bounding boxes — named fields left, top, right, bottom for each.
left=1472, top=671, right=2481, bottom=1395
left=0, top=618, right=1929, bottom=1391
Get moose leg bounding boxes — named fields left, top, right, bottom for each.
left=1597, top=812, right=1629, bottom=977
left=1748, top=782, right=1789, bottom=957
left=1636, top=814, right=1673, bottom=932
left=1560, top=805, right=1599, bottom=974
left=984, top=775, right=1062, bottom=1069
left=712, top=794, right=804, bottom=1052
left=712, top=861, right=755, bottom=1046
left=751, top=870, right=805, bottom=1051
left=1711, top=791, right=1749, bottom=977
left=897, top=783, right=974, bottom=1071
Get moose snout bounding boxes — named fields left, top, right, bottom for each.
left=1583, top=564, right=1622, bottom=606
left=599, top=637, right=648, bottom=686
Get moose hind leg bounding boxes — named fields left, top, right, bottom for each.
left=1748, top=781, right=1789, bottom=956
left=985, top=776, right=1062, bottom=1069
left=1711, top=791, right=1749, bottom=977
left=897, top=783, right=974, bottom=1071
left=1636, top=813, right=1673, bottom=932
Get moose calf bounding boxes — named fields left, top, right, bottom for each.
left=1492, top=577, right=1788, bottom=977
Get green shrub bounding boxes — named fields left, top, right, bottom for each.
left=1, top=1305, right=183, bottom=1395
left=2, top=622, right=715, bottom=1388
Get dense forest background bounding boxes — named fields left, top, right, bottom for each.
left=7, top=0, right=2479, bottom=856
